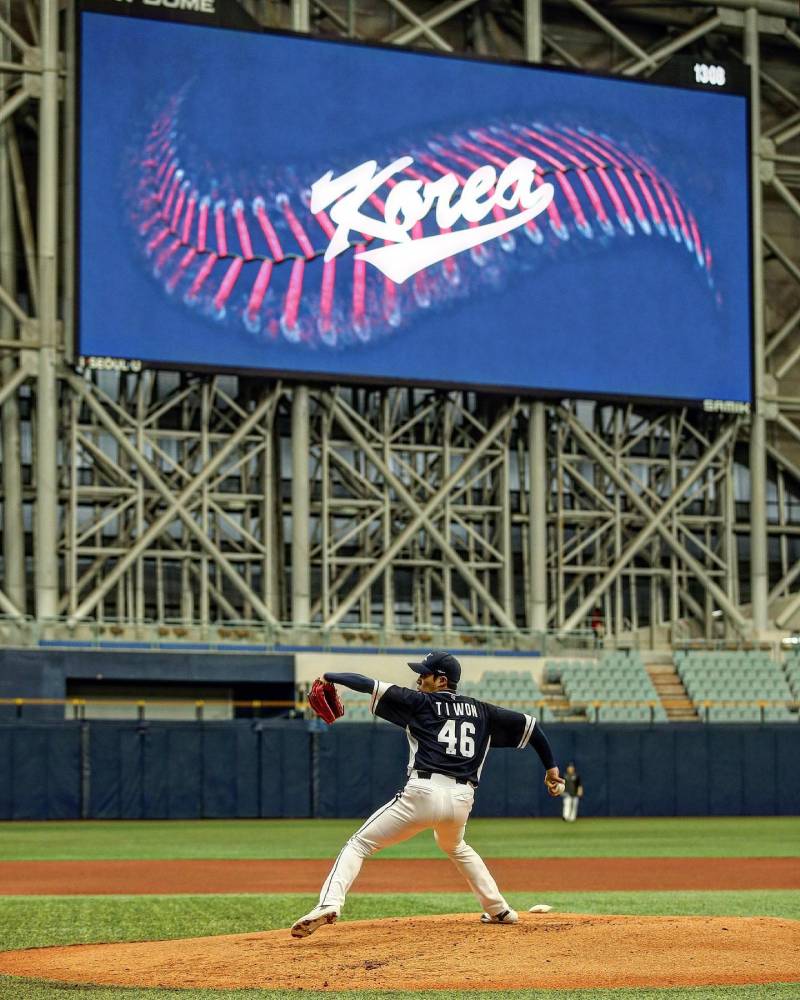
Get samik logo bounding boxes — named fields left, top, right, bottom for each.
left=310, top=156, right=554, bottom=284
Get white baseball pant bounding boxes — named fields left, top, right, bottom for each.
left=562, top=793, right=579, bottom=822
left=317, top=772, right=511, bottom=916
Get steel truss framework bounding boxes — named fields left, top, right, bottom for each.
left=0, top=0, right=799, bottom=649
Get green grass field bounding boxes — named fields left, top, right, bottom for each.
left=1, top=816, right=798, bottom=860
left=0, top=818, right=798, bottom=1000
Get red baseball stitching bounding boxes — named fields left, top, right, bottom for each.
left=128, top=93, right=716, bottom=349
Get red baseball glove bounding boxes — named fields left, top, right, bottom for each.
left=308, top=678, right=345, bottom=725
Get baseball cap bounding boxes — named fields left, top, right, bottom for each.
left=407, top=650, right=461, bottom=686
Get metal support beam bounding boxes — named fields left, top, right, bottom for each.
left=34, top=0, right=59, bottom=619
left=0, top=86, right=27, bottom=129
left=562, top=422, right=739, bottom=632
left=66, top=377, right=280, bottom=624
left=746, top=7, right=769, bottom=635
left=0, top=28, right=24, bottom=613
left=384, top=0, right=479, bottom=46
left=0, top=364, right=28, bottom=410
left=323, top=394, right=517, bottom=629
left=772, top=175, right=800, bottom=224
left=381, top=0, right=453, bottom=51
left=528, top=402, right=548, bottom=631
left=524, top=0, right=542, bottom=62
left=0, top=14, right=30, bottom=56
left=566, top=0, right=656, bottom=69
left=714, top=0, right=800, bottom=15
left=560, top=410, right=747, bottom=632
left=8, top=121, right=39, bottom=314
left=291, top=386, right=311, bottom=625
left=766, top=302, right=800, bottom=360
left=620, top=14, right=723, bottom=76
left=291, top=0, right=309, bottom=33
left=0, top=275, right=28, bottom=324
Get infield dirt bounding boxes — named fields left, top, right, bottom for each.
left=1, top=857, right=797, bottom=894
left=0, top=912, right=798, bottom=990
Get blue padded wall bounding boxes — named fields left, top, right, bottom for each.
left=316, top=723, right=800, bottom=819
left=0, top=724, right=82, bottom=819
left=0, top=722, right=797, bottom=820
left=84, top=721, right=310, bottom=819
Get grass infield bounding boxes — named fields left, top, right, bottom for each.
left=0, top=891, right=798, bottom=1000
left=2, top=984, right=800, bottom=1000
left=1, top=819, right=798, bottom=999
left=1, top=816, right=799, bottom=861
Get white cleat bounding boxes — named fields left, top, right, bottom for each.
left=480, top=907, right=519, bottom=924
left=529, top=903, right=553, bottom=913
left=290, top=904, right=339, bottom=938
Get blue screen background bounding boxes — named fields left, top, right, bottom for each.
left=79, top=12, right=752, bottom=402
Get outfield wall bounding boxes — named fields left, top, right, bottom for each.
left=1, top=722, right=798, bottom=820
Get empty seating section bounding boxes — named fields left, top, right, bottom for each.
left=338, top=670, right=544, bottom=723
left=460, top=670, right=545, bottom=714
left=339, top=689, right=374, bottom=722
left=332, top=652, right=800, bottom=725
left=675, top=651, right=797, bottom=723
left=554, top=652, right=667, bottom=723
left=784, top=653, right=800, bottom=700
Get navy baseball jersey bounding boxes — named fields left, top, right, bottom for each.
left=370, top=682, right=536, bottom=784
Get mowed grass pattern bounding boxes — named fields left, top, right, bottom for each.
left=0, top=890, right=799, bottom=952
left=1, top=816, right=799, bottom=860
left=3, top=984, right=800, bottom=1000
left=1, top=891, right=799, bottom=1000
left=0, top=818, right=798, bottom=999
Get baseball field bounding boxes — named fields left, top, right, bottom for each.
left=0, top=816, right=798, bottom=999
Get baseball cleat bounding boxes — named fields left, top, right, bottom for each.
left=480, top=908, right=519, bottom=924
left=290, top=904, right=339, bottom=938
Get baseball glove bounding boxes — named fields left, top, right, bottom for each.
left=308, top=678, right=345, bottom=725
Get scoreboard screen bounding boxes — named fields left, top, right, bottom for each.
left=78, top=11, right=752, bottom=404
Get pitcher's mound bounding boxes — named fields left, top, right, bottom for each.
left=1, top=912, right=798, bottom=991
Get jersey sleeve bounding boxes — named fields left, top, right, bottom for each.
left=371, top=682, right=425, bottom=727
left=485, top=702, right=537, bottom=749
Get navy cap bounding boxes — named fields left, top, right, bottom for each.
left=407, top=650, right=461, bottom=685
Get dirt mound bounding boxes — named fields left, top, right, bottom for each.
left=1, top=912, right=798, bottom=991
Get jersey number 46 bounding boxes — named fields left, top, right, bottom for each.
left=437, top=720, right=476, bottom=758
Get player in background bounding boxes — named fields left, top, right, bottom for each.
left=562, top=762, right=584, bottom=822
left=291, top=651, right=564, bottom=938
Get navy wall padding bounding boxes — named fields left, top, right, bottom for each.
left=316, top=723, right=800, bottom=819
left=1, top=722, right=798, bottom=819
left=259, top=724, right=312, bottom=817
left=775, top=729, right=800, bottom=815
left=83, top=721, right=311, bottom=819
left=0, top=724, right=81, bottom=819
left=742, top=729, right=776, bottom=816
left=316, top=724, right=407, bottom=819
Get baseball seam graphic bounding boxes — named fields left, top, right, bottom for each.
left=128, top=90, right=716, bottom=350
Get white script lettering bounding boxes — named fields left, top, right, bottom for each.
left=309, top=156, right=553, bottom=284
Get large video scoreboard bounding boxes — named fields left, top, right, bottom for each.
left=78, top=9, right=752, bottom=404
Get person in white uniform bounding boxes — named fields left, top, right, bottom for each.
left=291, top=651, right=565, bottom=938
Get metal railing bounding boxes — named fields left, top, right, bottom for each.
left=1, top=694, right=797, bottom=723
left=0, top=614, right=599, bottom=655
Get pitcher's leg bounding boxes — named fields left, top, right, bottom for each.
left=319, top=787, right=429, bottom=911
left=434, top=821, right=509, bottom=916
